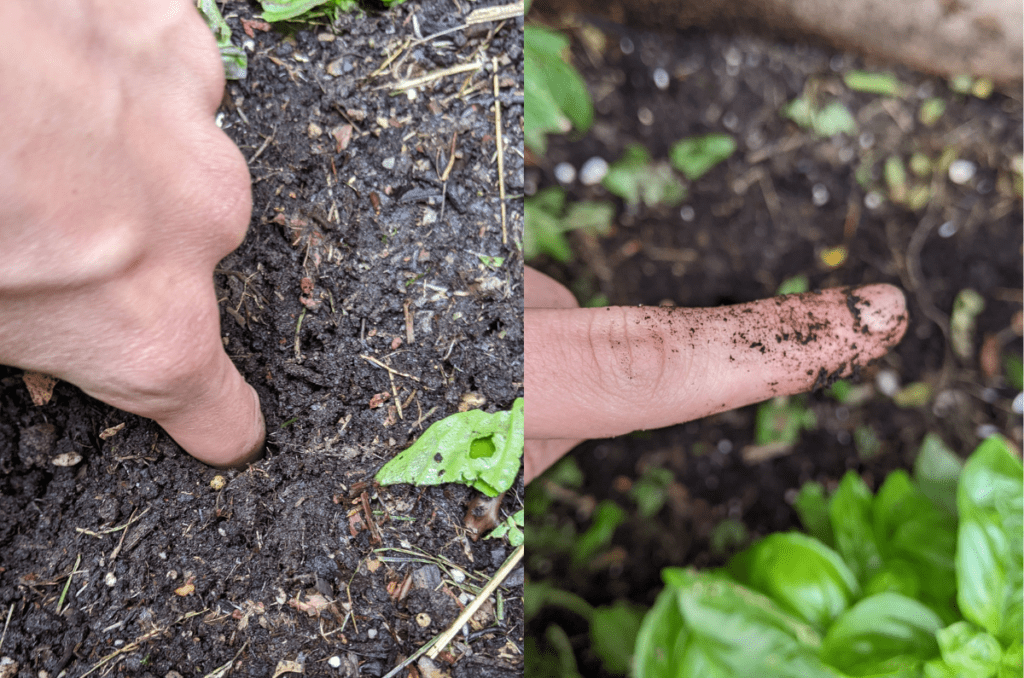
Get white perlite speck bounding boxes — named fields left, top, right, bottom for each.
left=948, top=160, right=976, bottom=184
left=579, top=157, right=609, bottom=186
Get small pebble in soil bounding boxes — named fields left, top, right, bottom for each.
left=976, top=423, right=999, bottom=438
left=104, top=572, right=116, bottom=587
left=382, top=157, right=396, bottom=170
left=875, top=369, right=900, bottom=397
left=554, top=162, right=576, bottom=184
left=812, top=183, right=830, bottom=206
left=948, top=159, right=976, bottom=184
left=450, top=568, right=466, bottom=583
left=938, top=220, right=959, bottom=237
left=638, top=107, right=654, bottom=125
left=717, top=439, right=733, bottom=454
left=858, top=132, right=875, bottom=150
left=680, top=205, right=695, bottom=221
left=620, top=36, right=634, bottom=54
left=864, top=191, right=883, bottom=209
left=579, top=157, right=609, bottom=185
left=308, top=122, right=323, bottom=139
left=653, top=67, right=670, bottom=90
left=416, top=613, right=431, bottom=628
left=367, top=627, right=378, bottom=638
left=1012, top=392, right=1023, bottom=415
left=722, top=111, right=739, bottom=131
left=328, top=657, right=342, bottom=669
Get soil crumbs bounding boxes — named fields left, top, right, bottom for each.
left=526, top=17, right=1022, bottom=677
left=0, top=2, right=524, bottom=677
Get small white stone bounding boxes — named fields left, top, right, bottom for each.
left=579, top=157, right=609, bottom=186
left=679, top=205, right=695, bottom=222
left=638, top=107, right=654, bottom=126
left=864, top=191, right=883, bottom=209
left=367, top=628, right=378, bottom=639
left=653, top=68, right=670, bottom=90
left=812, top=183, right=830, bottom=206
left=619, top=37, right=634, bottom=54
left=328, top=656, right=342, bottom=669
left=875, top=369, right=900, bottom=397
left=450, top=568, right=466, bottom=583
left=308, top=122, right=323, bottom=139
left=976, top=423, right=999, bottom=439
left=554, top=162, right=576, bottom=184
left=104, top=572, right=117, bottom=587
left=382, top=157, right=396, bottom=170
left=722, top=111, right=739, bottom=131
left=948, top=160, right=976, bottom=185
left=1012, top=392, right=1023, bottom=415
left=938, top=221, right=958, bottom=238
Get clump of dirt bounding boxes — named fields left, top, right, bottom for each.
left=526, top=18, right=1021, bottom=677
left=0, top=1, right=524, bottom=676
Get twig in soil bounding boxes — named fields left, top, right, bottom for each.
left=492, top=57, right=508, bottom=245
left=294, top=308, right=307, bottom=360
left=426, top=544, right=524, bottom=660
left=403, top=299, right=415, bottom=344
left=56, top=554, right=81, bottom=614
left=109, top=507, right=150, bottom=562
left=361, top=491, right=383, bottom=545
left=0, top=603, right=13, bottom=654
left=369, top=37, right=412, bottom=79
left=76, top=506, right=150, bottom=539
left=390, top=61, right=483, bottom=93
left=465, top=2, right=524, bottom=24
left=407, top=406, right=438, bottom=435
left=359, top=354, right=420, bottom=382
left=81, top=610, right=207, bottom=678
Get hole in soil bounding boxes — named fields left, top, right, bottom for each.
left=469, top=435, right=496, bottom=459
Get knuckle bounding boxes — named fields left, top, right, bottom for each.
left=585, top=308, right=668, bottom=403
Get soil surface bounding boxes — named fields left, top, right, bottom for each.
left=0, top=2, right=524, bottom=677
left=525, top=15, right=1022, bottom=677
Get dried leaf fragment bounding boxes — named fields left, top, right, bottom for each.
left=369, top=392, right=391, bottom=409
left=51, top=451, right=83, bottom=467
left=332, top=124, right=353, bottom=152
left=23, top=371, right=57, bottom=406
left=288, top=593, right=330, bottom=617
left=99, top=423, right=125, bottom=440
left=464, top=492, right=505, bottom=541
left=272, top=660, right=304, bottom=678
left=175, top=578, right=196, bottom=597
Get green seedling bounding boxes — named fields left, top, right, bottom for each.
left=669, top=133, right=737, bottom=181
left=524, top=25, right=593, bottom=153
left=375, top=397, right=523, bottom=496
left=919, top=98, right=947, bottom=126
left=476, top=254, right=505, bottom=269
left=949, top=74, right=974, bottom=95
left=776, top=274, right=810, bottom=295
left=893, top=381, right=933, bottom=408
left=913, top=433, right=962, bottom=516
left=854, top=424, right=881, bottom=459
left=826, top=379, right=872, bottom=406
left=259, top=0, right=370, bottom=23
left=572, top=500, right=626, bottom=567
left=755, top=396, right=816, bottom=446
left=633, top=436, right=1022, bottom=678
left=884, top=155, right=908, bottom=203
left=590, top=601, right=645, bottom=675
left=783, top=97, right=857, bottom=137
left=710, top=518, right=750, bottom=558
left=629, top=466, right=674, bottom=518
left=843, top=70, right=906, bottom=97
left=603, top=144, right=687, bottom=208
left=197, top=0, right=247, bottom=79
left=950, top=288, right=985, bottom=360
left=524, top=187, right=614, bottom=262
left=486, top=509, right=524, bottom=546
left=1004, top=355, right=1023, bottom=391
left=909, top=153, right=933, bottom=178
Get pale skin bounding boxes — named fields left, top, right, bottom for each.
left=524, top=266, right=909, bottom=483
left=0, top=0, right=264, bottom=467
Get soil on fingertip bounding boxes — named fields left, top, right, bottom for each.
left=526, top=16, right=1021, bottom=677
left=0, top=2, right=524, bottom=677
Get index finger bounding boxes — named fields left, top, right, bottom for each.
left=525, top=285, right=908, bottom=440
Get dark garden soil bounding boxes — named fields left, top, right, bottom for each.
left=525, top=15, right=1022, bottom=677
left=0, top=2, right=524, bottom=677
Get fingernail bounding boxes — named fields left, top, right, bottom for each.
left=849, top=284, right=908, bottom=343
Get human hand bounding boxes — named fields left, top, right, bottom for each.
left=524, top=266, right=908, bottom=482
left=0, top=0, right=264, bottom=467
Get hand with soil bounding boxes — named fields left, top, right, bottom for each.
left=0, top=0, right=264, bottom=467
left=524, top=266, right=909, bottom=482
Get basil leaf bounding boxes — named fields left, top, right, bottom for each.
left=591, top=601, right=646, bottom=675
left=635, top=568, right=835, bottom=678
left=821, top=592, right=943, bottom=676
left=793, top=481, right=834, bottom=547
left=914, top=433, right=963, bottom=516
left=934, top=621, right=1002, bottom=678
left=956, top=436, right=1023, bottom=645
left=999, top=638, right=1022, bottom=678
left=830, top=471, right=883, bottom=583
left=728, top=532, right=858, bottom=631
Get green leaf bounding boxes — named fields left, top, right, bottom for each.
left=477, top=254, right=505, bottom=269
left=872, top=470, right=957, bottom=619
left=956, top=436, right=1023, bottom=645
left=590, top=601, right=646, bottom=675
left=793, top=481, right=834, bottom=547
left=755, top=397, right=816, bottom=446
left=728, top=532, right=859, bottom=631
left=572, top=500, right=626, bottom=567
left=634, top=569, right=835, bottom=678
left=999, top=638, right=1022, bottom=678
left=602, top=145, right=687, bottom=208
left=821, top=593, right=943, bottom=676
left=914, top=433, right=963, bottom=516
left=1004, top=354, right=1023, bottom=391
left=812, top=102, right=857, bottom=137
left=485, top=509, right=524, bottom=546
left=524, top=187, right=571, bottom=261
left=564, top=201, right=615, bottom=236
left=844, top=71, right=906, bottom=97
left=669, top=133, right=737, bottom=181
left=863, top=560, right=921, bottom=600
left=260, top=0, right=332, bottom=22
left=830, top=472, right=884, bottom=583
left=629, top=466, right=674, bottom=518
left=375, top=398, right=523, bottom=496
left=197, top=0, right=248, bottom=79
left=919, top=98, right=947, bottom=126
left=524, top=25, right=593, bottom=153
left=935, top=621, right=1003, bottom=678
left=777, top=275, right=810, bottom=296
